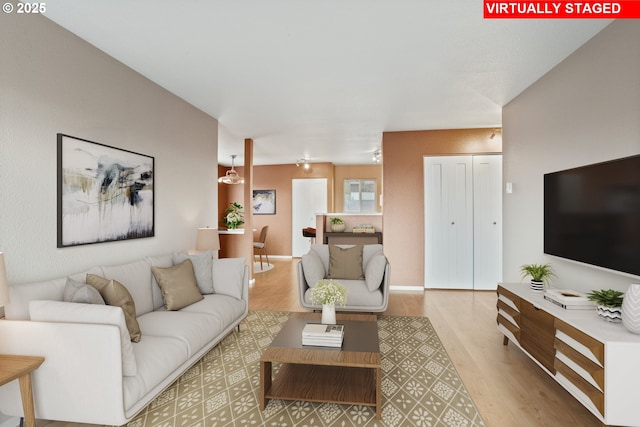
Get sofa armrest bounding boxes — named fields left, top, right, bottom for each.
left=0, top=320, right=129, bottom=425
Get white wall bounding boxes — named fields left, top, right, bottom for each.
left=503, top=20, right=640, bottom=293
left=0, top=12, right=219, bottom=285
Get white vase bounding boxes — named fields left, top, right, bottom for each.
left=322, top=304, right=336, bottom=324
left=622, top=283, right=640, bottom=334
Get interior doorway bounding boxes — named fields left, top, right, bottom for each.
left=291, top=178, right=327, bottom=257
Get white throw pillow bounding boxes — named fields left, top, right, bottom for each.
left=301, top=251, right=326, bottom=287
left=63, top=277, right=105, bottom=305
left=365, top=253, right=387, bottom=292
left=212, top=257, right=246, bottom=299
left=29, top=300, right=137, bottom=377
left=173, top=251, right=215, bottom=294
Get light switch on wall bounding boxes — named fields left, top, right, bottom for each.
left=506, top=182, right=513, bottom=194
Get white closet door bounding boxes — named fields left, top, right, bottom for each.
left=424, top=156, right=473, bottom=289
left=473, top=155, right=502, bottom=290
left=291, top=178, right=327, bottom=257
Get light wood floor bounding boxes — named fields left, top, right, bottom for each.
left=36, top=258, right=602, bottom=427
left=251, top=259, right=602, bottom=427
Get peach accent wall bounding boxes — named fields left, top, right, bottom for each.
left=382, top=129, right=502, bottom=287
left=219, top=162, right=335, bottom=257
left=333, top=165, right=383, bottom=213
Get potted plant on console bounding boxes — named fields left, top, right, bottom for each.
left=520, top=263, right=554, bottom=292
left=587, top=289, right=624, bottom=323
left=329, top=217, right=346, bottom=232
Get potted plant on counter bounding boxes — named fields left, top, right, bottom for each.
left=587, top=289, right=624, bottom=323
left=329, top=217, right=346, bottom=232
left=223, top=202, right=244, bottom=229
left=520, top=263, right=554, bottom=292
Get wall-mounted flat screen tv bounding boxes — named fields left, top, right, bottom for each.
left=544, top=154, right=640, bottom=277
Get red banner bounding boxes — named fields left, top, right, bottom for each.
left=484, top=1, right=640, bottom=18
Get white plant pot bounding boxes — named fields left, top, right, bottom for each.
left=596, top=304, right=622, bottom=323
left=322, top=304, right=337, bottom=324
left=622, top=283, right=640, bottom=334
left=330, top=223, right=346, bottom=232
left=530, top=279, right=544, bottom=292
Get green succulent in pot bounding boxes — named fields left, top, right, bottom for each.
left=587, top=289, right=624, bottom=308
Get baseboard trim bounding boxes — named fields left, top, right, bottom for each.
left=390, top=285, right=425, bottom=291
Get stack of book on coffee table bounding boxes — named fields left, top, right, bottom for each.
left=302, top=323, right=344, bottom=347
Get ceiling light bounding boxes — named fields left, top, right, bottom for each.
left=218, top=155, right=244, bottom=184
left=296, top=158, right=311, bottom=169
left=372, top=150, right=381, bottom=164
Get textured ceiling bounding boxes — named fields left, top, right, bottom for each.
left=41, top=1, right=611, bottom=165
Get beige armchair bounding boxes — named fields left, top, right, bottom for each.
left=297, top=244, right=390, bottom=313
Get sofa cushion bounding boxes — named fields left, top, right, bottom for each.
left=63, top=278, right=105, bottom=305
left=151, top=259, right=204, bottom=311
left=301, top=251, right=325, bottom=287
left=86, top=274, right=142, bottom=343
left=304, top=279, right=384, bottom=308
left=181, top=293, right=247, bottom=328
left=101, top=260, right=154, bottom=317
left=29, top=300, right=137, bottom=377
left=365, top=253, right=387, bottom=292
left=173, top=251, right=214, bottom=294
left=363, top=244, right=384, bottom=266
left=146, top=254, right=174, bottom=310
left=136, top=310, right=223, bottom=358
left=328, top=244, right=364, bottom=280
left=212, top=257, right=245, bottom=299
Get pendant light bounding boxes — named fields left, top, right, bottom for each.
left=218, top=155, right=244, bottom=184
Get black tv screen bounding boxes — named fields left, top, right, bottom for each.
left=544, top=155, right=640, bottom=277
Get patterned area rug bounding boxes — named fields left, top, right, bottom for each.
left=124, top=311, right=486, bottom=427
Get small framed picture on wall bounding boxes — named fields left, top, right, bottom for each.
left=253, top=189, right=276, bottom=215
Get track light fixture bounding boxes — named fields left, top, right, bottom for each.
left=372, top=150, right=381, bottom=164
left=296, top=158, right=311, bottom=170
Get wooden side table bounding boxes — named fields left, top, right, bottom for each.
left=0, top=354, right=45, bottom=427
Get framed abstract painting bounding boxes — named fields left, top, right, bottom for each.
left=57, top=134, right=155, bottom=247
left=252, top=189, right=276, bottom=215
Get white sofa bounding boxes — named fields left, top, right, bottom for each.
left=298, top=244, right=390, bottom=312
left=0, top=252, right=249, bottom=426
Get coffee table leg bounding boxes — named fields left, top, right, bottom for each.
left=375, top=366, right=382, bottom=419
left=260, top=360, right=272, bottom=410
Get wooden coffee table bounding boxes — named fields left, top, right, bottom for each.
left=260, top=312, right=381, bottom=419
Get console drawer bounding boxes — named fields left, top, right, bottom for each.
left=555, top=319, right=604, bottom=365
left=521, top=300, right=555, bottom=373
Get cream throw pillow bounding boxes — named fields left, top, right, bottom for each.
left=328, top=244, right=364, bottom=280
left=151, top=259, right=203, bottom=310
left=86, top=274, right=142, bottom=343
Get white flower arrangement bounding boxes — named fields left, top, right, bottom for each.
left=310, top=279, right=347, bottom=306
